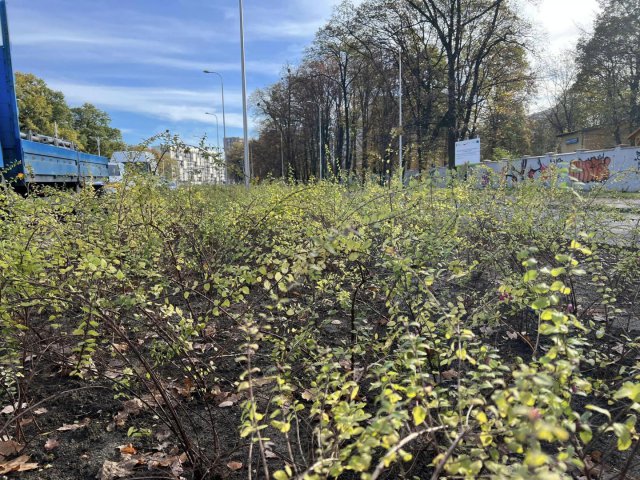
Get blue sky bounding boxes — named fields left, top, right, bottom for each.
left=7, top=0, right=347, bottom=147
left=7, top=0, right=599, bottom=148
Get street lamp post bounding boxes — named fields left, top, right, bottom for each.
left=280, top=130, right=284, bottom=179
left=205, top=112, right=221, bottom=184
left=204, top=112, right=221, bottom=152
left=92, top=136, right=102, bottom=157
left=203, top=70, right=228, bottom=184
left=398, top=47, right=403, bottom=182
left=239, top=0, right=250, bottom=188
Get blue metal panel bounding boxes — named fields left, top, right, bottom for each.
left=77, top=151, right=109, bottom=185
left=0, top=0, right=22, bottom=170
left=20, top=141, right=108, bottom=184
left=21, top=140, right=79, bottom=182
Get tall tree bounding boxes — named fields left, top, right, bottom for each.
left=15, top=72, right=124, bottom=157
left=405, top=0, right=531, bottom=168
left=15, top=72, right=80, bottom=145
left=541, top=52, right=589, bottom=135
left=576, top=0, right=640, bottom=142
left=72, top=103, right=125, bottom=158
left=250, top=0, right=532, bottom=180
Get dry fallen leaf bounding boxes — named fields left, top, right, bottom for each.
left=114, top=398, right=146, bottom=427
left=146, top=452, right=187, bottom=476
left=113, top=343, right=129, bottom=353
left=0, top=455, right=38, bottom=475
left=217, top=392, right=241, bottom=408
left=0, top=440, right=23, bottom=457
left=19, top=417, right=34, bottom=428
left=506, top=331, right=518, bottom=340
left=122, top=398, right=144, bottom=415
left=338, top=358, right=352, bottom=370
left=154, top=426, right=172, bottom=442
left=44, top=438, right=60, bottom=452
left=265, top=449, right=278, bottom=459
left=204, top=324, right=216, bottom=338
left=171, top=456, right=185, bottom=477
left=441, top=369, right=460, bottom=380
left=227, top=460, right=243, bottom=471
left=57, top=417, right=91, bottom=431
left=99, top=459, right=137, bottom=480
left=33, top=408, right=48, bottom=416
left=252, top=376, right=275, bottom=387
left=118, top=443, right=137, bottom=456
left=0, top=403, right=27, bottom=415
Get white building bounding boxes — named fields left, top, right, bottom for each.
left=170, top=146, right=225, bottom=185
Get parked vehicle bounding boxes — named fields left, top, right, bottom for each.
left=0, top=0, right=109, bottom=190
left=108, top=151, right=155, bottom=184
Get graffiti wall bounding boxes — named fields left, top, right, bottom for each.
left=478, top=146, right=640, bottom=192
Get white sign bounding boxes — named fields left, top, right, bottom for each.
left=455, top=138, right=481, bottom=166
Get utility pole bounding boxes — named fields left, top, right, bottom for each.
left=205, top=112, right=221, bottom=184
left=280, top=130, right=285, bottom=179
left=398, top=47, right=403, bottom=182
left=318, top=104, right=322, bottom=180
left=93, top=136, right=102, bottom=157
left=204, top=112, right=221, bottom=152
left=304, top=101, right=323, bottom=180
left=239, top=0, right=250, bottom=188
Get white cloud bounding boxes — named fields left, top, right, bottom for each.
left=526, top=0, right=599, bottom=54
left=47, top=81, right=250, bottom=129
left=245, top=0, right=361, bottom=39
left=139, top=56, right=283, bottom=76
left=524, top=0, right=600, bottom=112
left=252, top=20, right=326, bottom=39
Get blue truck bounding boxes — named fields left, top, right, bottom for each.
left=0, top=0, right=109, bottom=190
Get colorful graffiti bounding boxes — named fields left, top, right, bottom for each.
left=482, top=146, right=640, bottom=192
left=570, top=156, right=611, bottom=183
left=501, top=158, right=549, bottom=183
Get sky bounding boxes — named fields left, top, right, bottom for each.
left=6, top=0, right=601, bottom=148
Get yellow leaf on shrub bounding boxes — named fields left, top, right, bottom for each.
left=413, top=405, right=427, bottom=426
left=476, top=411, right=488, bottom=424
left=524, top=451, right=548, bottom=467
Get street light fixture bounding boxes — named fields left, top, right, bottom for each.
left=205, top=112, right=223, bottom=184
left=92, top=136, right=102, bottom=157
left=204, top=112, right=221, bottom=152
left=238, top=0, right=250, bottom=188
left=398, top=47, right=403, bottom=181
left=203, top=70, right=228, bottom=183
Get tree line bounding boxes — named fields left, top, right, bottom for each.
left=538, top=0, right=640, bottom=151
left=15, top=72, right=125, bottom=159
left=243, top=0, right=639, bottom=183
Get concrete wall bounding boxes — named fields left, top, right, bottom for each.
left=476, top=146, right=640, bottom=192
